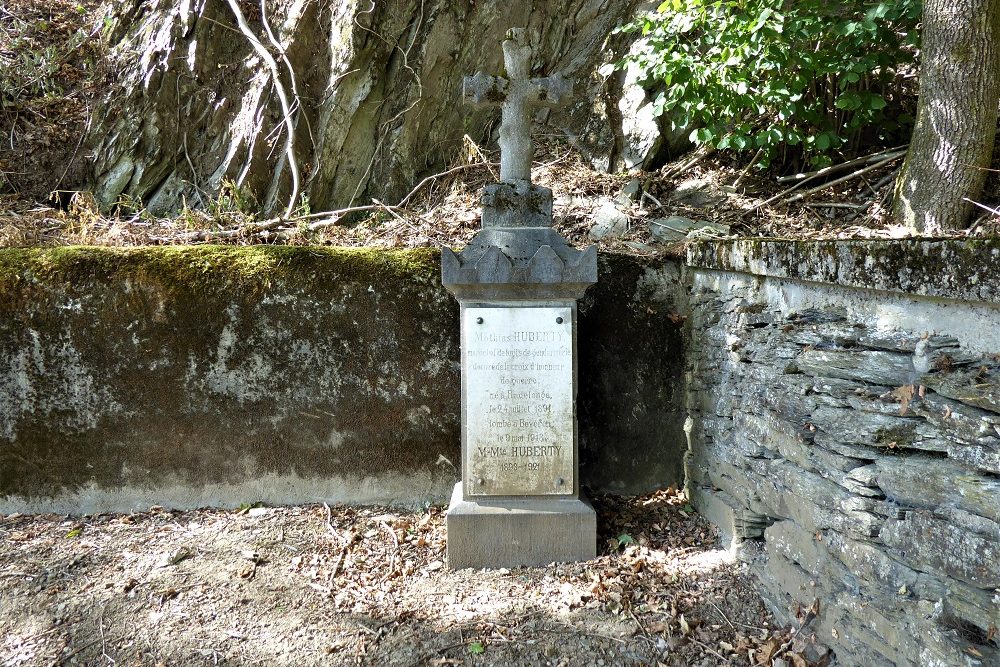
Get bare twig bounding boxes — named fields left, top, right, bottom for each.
left=322, top=502, right=338, bottom=539
left=687, top=636, right=730, bottom=662
left=709, top=601, right=737, bottom=632
left=331, top=530, right=357, bottom=578
left=802, top=202, right=868, bottom=210
left=641, top=191, right=665, bottom=211
left=733, top=147, right=765, bottom=188
left=377, top=520, right=399, bottom=549
left=963, top=197, right=1000, bottom=218
left=663, top=146, right=716, bottom=179
left=99, top=608, right=115, bottom=665
left=396, top=162, right=498, bottom=207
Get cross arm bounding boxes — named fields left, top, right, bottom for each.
left=463, top=71, right=508, bottom=106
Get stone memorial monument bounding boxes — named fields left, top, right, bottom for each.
left=442, top=28, right=598, bottom=569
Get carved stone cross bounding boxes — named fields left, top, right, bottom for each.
left=463, top=29, right=571, bottom=186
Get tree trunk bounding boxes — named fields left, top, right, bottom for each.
left=893, top=0, right=1000, bottom=233
left=86, top=0, right=638, bottom=216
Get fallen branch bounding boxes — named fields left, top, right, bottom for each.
left=687, top=636, right=730, bottom=662
left=802, top=202, right=868, bottom=210
left=664, top=145, right=716, bottom=179
left=776, top=145, right=906, bottom=183
left=783, top=153, right=903, bottom=203
left=742, top=150, right=904, bottom=217
left=732, top=147, right=765, bottom=188
left=331, top=530, right=357, bottom=579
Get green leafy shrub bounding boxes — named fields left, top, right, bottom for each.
left=618, top=0, right=921, bottom=169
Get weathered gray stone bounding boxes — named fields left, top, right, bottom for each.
left=947, top=443, right=1000, bottom=475
left=856, top=331, right=961, bottom=353
left=922, top=364, right=1000, bottom=416
left=912, top=393, right=1000, bottom=444
left=880, top=510, right=1000, bottom=589
left=87, top=0, right=639, bottom=215
left=762, top=520, right=996, bottom=666
left=445, top=483, right=596, bottom=569
left=786, top=322, right=863, bottom=349
left=588, top=199, right=630, bottom=241
left=671, top=177, right=726, bottom=207
left=686, top=244, right=1000, bottom=666
left=621, top=178, right=642, bottom=202
left=796, top=349, right=916, bottom=386
left=874, top=455, right=1000, bottom=523
left=688, top=486, right=771, bottom=545
left=618, top=59, right=662, bottom=170
left=648, top=216, right=729, bottom=242
left=811, top=376, right=879, bottom=400
left=809, top=405, right=953, bottom=454
left=686, top=238, right=1000, bottom=305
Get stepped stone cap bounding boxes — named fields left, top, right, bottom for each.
left=442, top=229, right=597, bottom=299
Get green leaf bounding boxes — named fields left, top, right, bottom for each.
left=731, top=134, right=750, bottom=150
left=468, top=642, right=485, bottom=655
left=617, top=533, right=636, bottom=546
left=65, top=527, right=82, bottom=539
left=690, top=127, right=714, bottom=143
left=834, top=92, right=861, bottom=111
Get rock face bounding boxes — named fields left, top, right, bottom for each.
left=85, top=0, right=640, bottom=215
left=686, top=239, right=1000, bottom=667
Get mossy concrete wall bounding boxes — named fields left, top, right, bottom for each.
left=686, top=239, right=1000, bottom=667
left=0, top=247, right=687, bottom=514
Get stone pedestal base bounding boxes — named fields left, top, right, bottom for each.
left=445, top=483, right=597, bottom=569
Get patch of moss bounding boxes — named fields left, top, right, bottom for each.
left=873, top=424, right=916, bottom=449
left=0, top=245, right=442, bottom=299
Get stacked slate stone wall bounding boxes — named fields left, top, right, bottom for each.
left=685, top=240, right=1000, bottom=667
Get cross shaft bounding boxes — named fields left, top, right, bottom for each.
left=463, top=29, right=571, bottom=185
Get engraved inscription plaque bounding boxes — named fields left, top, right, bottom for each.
left=463, top=307, right=574, bottom=496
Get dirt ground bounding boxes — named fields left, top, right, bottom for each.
left=0, top=489, right=826, bottom=667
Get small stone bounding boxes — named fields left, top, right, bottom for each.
left=649, top=216, right=729, bottom=242
left=624, top=241, right=654, bottom=253
left=671, top=177, right=726, bottom=207
left=589, top=200, right=629, bottom=241
left=621, top=178, right=642, bottom=201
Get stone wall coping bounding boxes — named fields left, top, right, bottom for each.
left=686, top=239, right=1000, bottom=305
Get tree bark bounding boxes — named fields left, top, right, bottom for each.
left=893, top=0, right=1000, bottom=233
left=86, top=0, right=638, bottom=216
